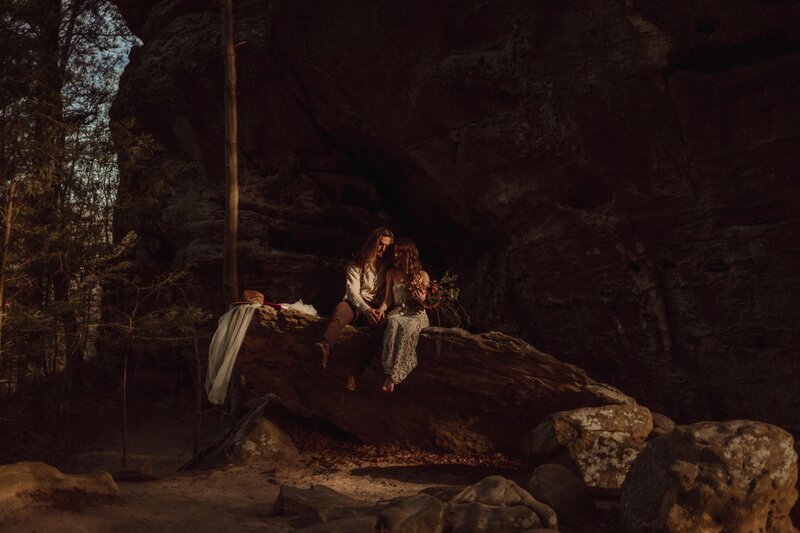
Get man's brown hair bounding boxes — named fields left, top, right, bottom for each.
left=354, top=227, right=394, bottom=269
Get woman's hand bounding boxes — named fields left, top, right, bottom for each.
left=409, top=272, right=429, bottom=303
left=367, top=308, right=384, bottom=325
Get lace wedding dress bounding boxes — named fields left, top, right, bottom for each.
left=381, top=280, right=429, bottom=384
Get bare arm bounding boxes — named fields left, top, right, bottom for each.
left=378, top=270, right=394, bottom=313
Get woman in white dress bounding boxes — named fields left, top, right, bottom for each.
left=376, top=238, right=430, bottom=392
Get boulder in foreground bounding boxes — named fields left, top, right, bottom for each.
left=276, top=475, right=554, bottom=532
left=378, top=493, right=444, bottom=533
left=526, top=404, right=653, bottom=495
left=0, top=462, right=118, bottom=518
left=528, top=463, right=595, bottom=526
left=448, top=475, right=557, bottom=531
left=621, top=420, right=798, bottom=532
left=272, top=484, right=363, bottom=526
left=183, top=398, right=299, bottom=470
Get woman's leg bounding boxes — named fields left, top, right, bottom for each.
left=386, top=319, right=423, bottom=386
left=381, top=318, right=402, bottom=390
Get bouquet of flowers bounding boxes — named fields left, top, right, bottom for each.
left=405, top=271, right=468, bottom=329
left=418, top=271, right=458, bottom=306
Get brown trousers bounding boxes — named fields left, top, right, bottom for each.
left=323, top=300, right=386, bottom=376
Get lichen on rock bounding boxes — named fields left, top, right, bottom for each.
left=621, top=420, right=799, bottom=532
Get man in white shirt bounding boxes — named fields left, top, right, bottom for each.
left=315, top=227, right=394, bottom=389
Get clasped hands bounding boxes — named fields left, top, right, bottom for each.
left=366, top=307, right=385, bottom=325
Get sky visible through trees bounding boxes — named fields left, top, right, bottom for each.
left=1, top=3, right=213, bottom=467
left=0, top=0, right=139, bottom=401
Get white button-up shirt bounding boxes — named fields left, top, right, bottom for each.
left=344, top=262, right=386, bottom=313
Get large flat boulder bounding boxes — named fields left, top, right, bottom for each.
left=237, top=307, right=633, bottom=456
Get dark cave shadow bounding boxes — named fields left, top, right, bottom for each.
left=349, top=464, right=529, bottom=487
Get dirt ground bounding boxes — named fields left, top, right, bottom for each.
left=1, top=388, right=530, bottom=532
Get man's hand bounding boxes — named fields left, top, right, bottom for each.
left=366, top=308, right=384, bottom=325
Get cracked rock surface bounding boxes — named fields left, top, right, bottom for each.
left=237, top=307, right=632, bottom=456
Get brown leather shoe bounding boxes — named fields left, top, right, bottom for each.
left=315, top=342, right=330, bottom=369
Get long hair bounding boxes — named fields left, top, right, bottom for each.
left=354, top=227, right=394, bottom=269
left=392, top=238, right=422, bottom=283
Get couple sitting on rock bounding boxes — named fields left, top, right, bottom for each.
left=314, top=227, right=430, bottom=392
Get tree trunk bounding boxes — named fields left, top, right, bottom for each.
left=38, top=0, right=84, bottom=388
left=53, top=272, right=82, bottom=387
left=222, top=0, right=239, bottom=305
left=122, top=342, right=129, bottom=470
left=193, top=336, right=203, bottom=456
left=0, top=178, right=15, bottom=373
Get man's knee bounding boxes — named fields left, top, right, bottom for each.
left=331, top=301, right=355, bottom=324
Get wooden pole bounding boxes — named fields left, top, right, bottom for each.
left=0, top=178, right=15, bottom=375
left=222, top=0, right=239, bottom=305
left=122, top=344, right=128, bottom=470
left=193, top=336, right=202, bottom=456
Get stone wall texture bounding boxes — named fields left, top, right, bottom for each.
left=110, top=0, right=800, bottom=430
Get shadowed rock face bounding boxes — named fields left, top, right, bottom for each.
left=111, top=0, right=800, bottom=430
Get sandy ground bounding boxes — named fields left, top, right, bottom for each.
left=0, top=390, right=528, bottom=532
left=2, top=463, right=407, bottom=532
left=3, top=459, right=531, bottom=532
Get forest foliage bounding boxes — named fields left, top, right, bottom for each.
left=0, top=0, right=210, bottom=448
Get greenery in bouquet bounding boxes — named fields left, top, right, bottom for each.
left=419, top=271, right=468, bottom=329
left=398, top=271, right=469, bottom=329
left=421, top=272, right=456, bottom=307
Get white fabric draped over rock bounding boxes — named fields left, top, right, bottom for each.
left=205, top=304, right=260, bottom=404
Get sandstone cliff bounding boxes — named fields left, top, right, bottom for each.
left=110, top=0, right=800, bottom=430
